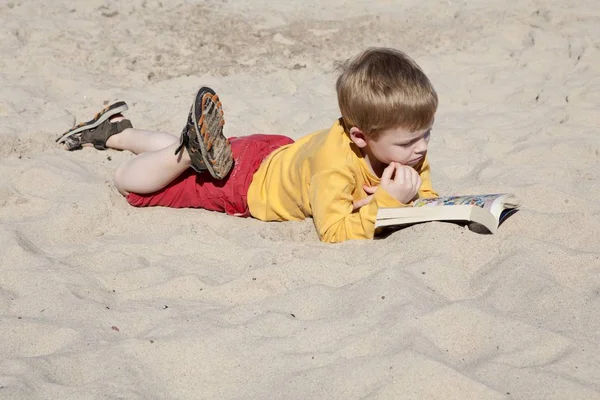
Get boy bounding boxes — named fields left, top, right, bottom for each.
left=56, top=47, right=438, bottom=243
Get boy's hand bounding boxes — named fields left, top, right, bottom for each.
left=352, top=185, right=378, bottom=211
left=352, top=163, right=422, bottom=210
left=380, top=162, right=422, bottom=204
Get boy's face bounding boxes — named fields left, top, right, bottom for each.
left=353, top=124, right=432, bottom=175
left=368, top=125, right=431, bottom=166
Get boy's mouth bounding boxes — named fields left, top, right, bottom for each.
left=407, top=156, right=423, bottom=165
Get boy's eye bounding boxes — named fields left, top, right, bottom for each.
left=399, top=130, right=431, bottom=146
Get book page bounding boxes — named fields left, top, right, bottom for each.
left=413, top=194, right=507, bottom=211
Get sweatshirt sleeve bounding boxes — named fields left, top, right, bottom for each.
left=309, top=168, right=404, bottom=243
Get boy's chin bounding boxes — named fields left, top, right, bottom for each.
left=388, top=159, right=420, bottom=167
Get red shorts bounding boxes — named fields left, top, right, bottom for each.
left=126, top=134, right=294, bottom=216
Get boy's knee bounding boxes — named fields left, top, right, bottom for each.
left=113, top=164, right=129, bottom=196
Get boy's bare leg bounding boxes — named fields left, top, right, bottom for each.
left=112, top=139, right=191, bottom=196
left=105, top=126, right=179, bottom=155
left=101, top=117, right=192, bottom=196
left=72, top=114, right=179, bottom=155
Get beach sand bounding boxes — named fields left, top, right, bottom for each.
left=1, top=0, right=599, bottom=398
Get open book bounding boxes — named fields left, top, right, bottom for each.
left=375, top=193, right=521, bottom=235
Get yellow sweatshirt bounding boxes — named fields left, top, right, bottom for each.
left=247, top=119, right=438, bottom=243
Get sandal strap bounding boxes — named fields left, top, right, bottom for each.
left=93, top=119, right=132, bottom=150
left=81, top=118, right=133, bottom=150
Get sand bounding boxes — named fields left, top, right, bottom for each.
left=1, top=0, right=600, bottom=398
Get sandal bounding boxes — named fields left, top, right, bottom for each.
left=174, top=87, right=233, bottom=180
left=56, top=101, right=133, bottom=150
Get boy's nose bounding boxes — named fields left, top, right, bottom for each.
left=414, top=138, right=428, bottom=153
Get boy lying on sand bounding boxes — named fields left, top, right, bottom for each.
left=57, top=47, right=438, bottom=243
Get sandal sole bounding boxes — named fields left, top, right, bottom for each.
left=188, top=87, right=233, bottom=179
left=56, top=101, right=129, bottom=144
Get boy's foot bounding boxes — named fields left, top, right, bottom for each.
left=174, top=87, right=233, bottom=180
left=56, top=101, right=133, bottom=150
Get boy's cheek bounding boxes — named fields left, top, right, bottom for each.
left=392, top=152, right=414, bottom=165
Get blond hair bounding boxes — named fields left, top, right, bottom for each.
left=336, top=47, right=438, bottom=139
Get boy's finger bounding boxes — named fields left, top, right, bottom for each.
left=352, top=194, right=374, bottom=211
left=415, top=170, right=423, bottom=189
left=381, top=162, right=395, bottom=183
left=394, top=165, right=409, bottom=183
left=408, top=168, right=419, bottom=186
left=363, top=185, right=378, bottom=194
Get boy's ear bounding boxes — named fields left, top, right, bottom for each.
left=349, top=127, right=368, bottom=148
